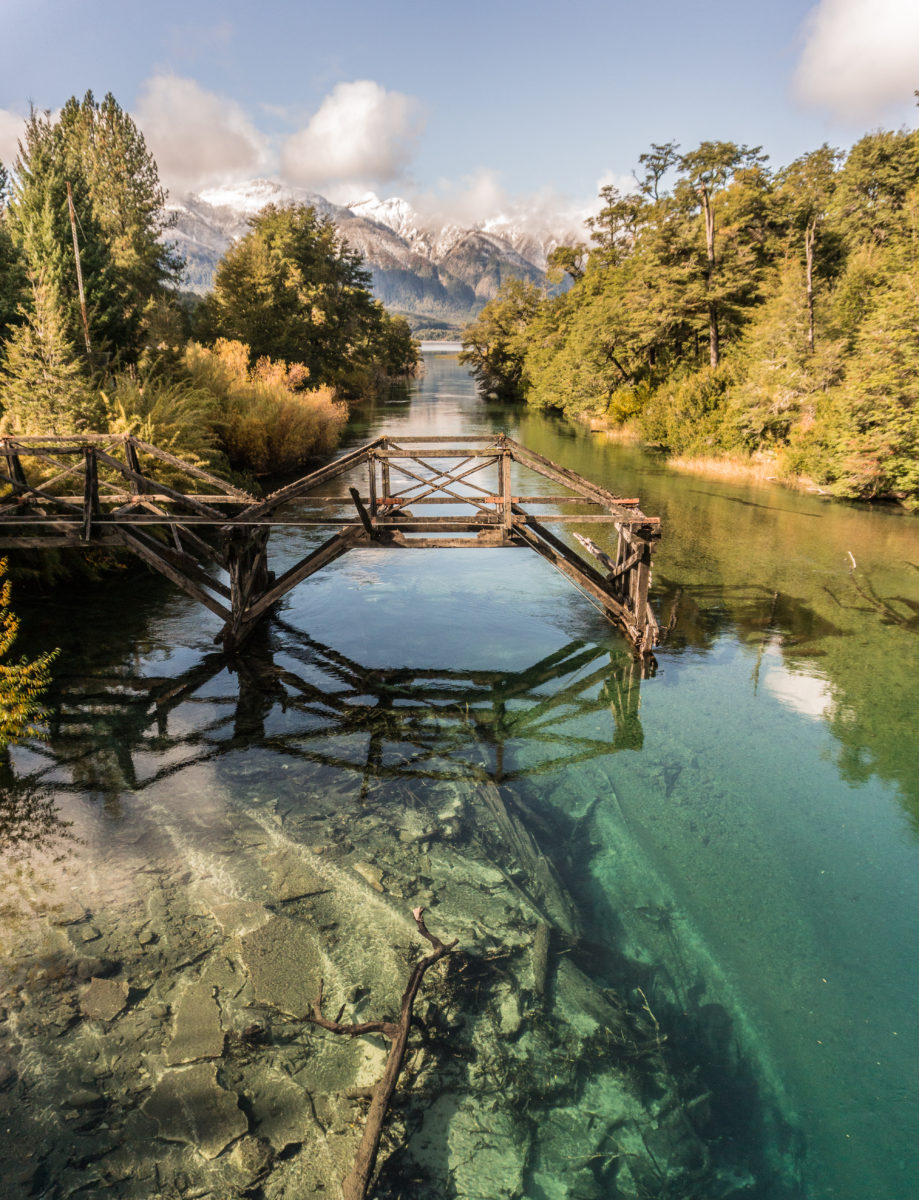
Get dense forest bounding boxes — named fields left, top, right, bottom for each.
left=461, top=128, right=919, bottom=507
left=0, top=91, right=418, bottom=481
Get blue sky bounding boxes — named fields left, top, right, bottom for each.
left=2, top=0, right=917, bottom=223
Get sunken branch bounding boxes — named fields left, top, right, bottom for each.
left=309, top=907, right=457, bottom=1200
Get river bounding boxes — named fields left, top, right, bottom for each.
left=1, top=349, right=918, bottom=1199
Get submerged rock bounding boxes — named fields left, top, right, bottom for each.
left=142, top=1062, right=248, bottom=1159
left=352, top=861, right=385, bottom=892
left=80, top=977, right=129, bottom=1022
left=165, top=981, right=225, bottom=1064
left=238, top=916, right=323, bottom=1018
left=263, top=847, right=327, bottom=902
left=244, top=1063, right=315, bottom=1152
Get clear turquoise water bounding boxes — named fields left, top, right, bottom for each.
left=2, top=352, right=918, bottom=1198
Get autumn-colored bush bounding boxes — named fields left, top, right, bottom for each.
left=185, top=339, right=348, bottom=475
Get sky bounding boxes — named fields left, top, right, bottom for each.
left=1, top=0, right=918, bottom=228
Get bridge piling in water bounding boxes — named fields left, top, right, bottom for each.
left=0, top=433, right=661, bottom=660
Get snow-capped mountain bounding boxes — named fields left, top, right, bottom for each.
left=166, top=180, right=574, bottom=334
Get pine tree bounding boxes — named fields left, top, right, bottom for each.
left=0, top=272, right=100, bottom=433
left=7, top=95, right=181, bottom=367
left=0, top=161, right=26, bottom=342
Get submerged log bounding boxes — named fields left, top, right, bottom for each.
left=308, top=907, right=456, bottom=1200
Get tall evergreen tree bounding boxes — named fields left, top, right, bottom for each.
left=7, top=94, right=180, bottom=368
left=0, top=272, right=100, bottom=433
left=0, top=161, right=26, bottom=342
left=776, top=146, right=841, bottom=352
left=674, top=142, right=769, bottom=367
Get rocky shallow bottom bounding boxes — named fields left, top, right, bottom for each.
left=0, top=753, right=805, bottom=1199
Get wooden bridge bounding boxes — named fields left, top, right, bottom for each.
left=0, top=433, right=661, bottom=655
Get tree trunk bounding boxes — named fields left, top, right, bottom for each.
left=805, top=221, right=816, bottom=354
left=702, top=188, right=719, bottom=368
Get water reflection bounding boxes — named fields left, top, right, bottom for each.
left=0, top=768, right=76, bottom=860
left=28, top=627, right=646, bottom=800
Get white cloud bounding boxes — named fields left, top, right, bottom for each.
left=410, top=166, right=633, bottom=243
left=795, top=0, right=919, bottom=121
left=134, top=74, right=272, bottom=195
left=0, top=109, right=26, bottom=168
left=281, top=80, right=424, bottom=196
left=595, top=169, right=639, bottom=197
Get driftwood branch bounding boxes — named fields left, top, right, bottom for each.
left=309, top=907, right=457, bottom=1200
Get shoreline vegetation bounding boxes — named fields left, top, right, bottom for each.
left=575, top=413, right=838, bottom=499
left=0, top=92, right=418, bottom=498
left=460, top=128, right=919, bottom=513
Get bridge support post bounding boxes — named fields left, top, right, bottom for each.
left=222, top=527, right=272, bottom=653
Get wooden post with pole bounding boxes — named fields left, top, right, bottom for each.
left=66, top=182, right=92, bottom=359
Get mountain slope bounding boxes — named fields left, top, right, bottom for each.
left=166, top=181, right=566, bottom=333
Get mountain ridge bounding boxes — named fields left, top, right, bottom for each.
left=166, top=179, right=574, bottom=334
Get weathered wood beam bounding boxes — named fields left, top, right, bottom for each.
left=93, top=447, right=230, bottom=521
left=505, top=438, right=660, bottom=528
left=0, top=469, right=84, bottom=513
left=306, top=494, right=638, bottom=505
left=82, top=447, right=99, bottom=543
left=380, top=457, right=498, bottom=515
left=378, top=435, right=500, bottom=444
left=348, top=486, right=376, bottom=537
left=235, top=441, right=384, bottom=523
left=129, top=438, right=254, bottom=500
left=1, top=439, right=29, bottom=494
left=377, top=448, right=502, bottom=459
left=1, top=433, right=130, bottom=445
left=115, top=524, right=232, bottom=600
left=115, top=528, right=232, bottom=622
left=384, top=456, right=499, bottom=505
left=0, top=536, right=85, bottom=549
left=513, top=518, right=630, bottom=622
left=385, top=531, right=512, bottom=548
left=242, top=525, right=369, bottom=625
left=378, top=516, right=500, bottom=530
left=571, top=532, right=623, bottom=573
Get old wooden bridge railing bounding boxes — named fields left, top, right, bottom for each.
left=0, top=433, right=661, bottom=655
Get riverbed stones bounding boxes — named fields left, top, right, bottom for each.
left=80, top=976, right=129, bottom=1022
left=165, top=981, right=225, bottom=1064
left=238, top=915, right=323, bottom=1018
left=352, top=860, right=384, bottom=891
left=262, top=847, right=325, bottom=902
left=406, top=1097, right=528, bottom=1199
left=244, top=1063, right=315, bottom=1151
left=142, top=1063, right=247, bottom=1159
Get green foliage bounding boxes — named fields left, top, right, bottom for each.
left=0, top=558, right=57, bottom=751
left=5, top=93, right=181, bottom=369
left=103, top=371, right=221, bottom=471
left=0, top=271, right=102, bottom=433
left=184, top=339, right=348, bottom=475
left=461, top=128, right=919, bottom=506
left=0, top=166, right=26, bottom=342
left=199, top=204, right=415, bottom=396
left=459, top=278, right=543, bottom=400
left=639, top=365, right=735, bottom=455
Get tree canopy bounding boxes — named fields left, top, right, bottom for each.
left=461, top=128, right=919, bottom=507
left=5, top=92, right=181, bottom=367
left=199, top=203, right=417, bottom=394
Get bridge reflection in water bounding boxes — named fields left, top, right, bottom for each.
left=25, top=631, right=644, bottom=808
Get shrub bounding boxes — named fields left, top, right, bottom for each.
left=185, top=340, right=348, bottom=475
left=104, top=372, right=221, bottom=469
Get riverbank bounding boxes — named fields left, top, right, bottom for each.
left=574, top=413, right=914, bottom=508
